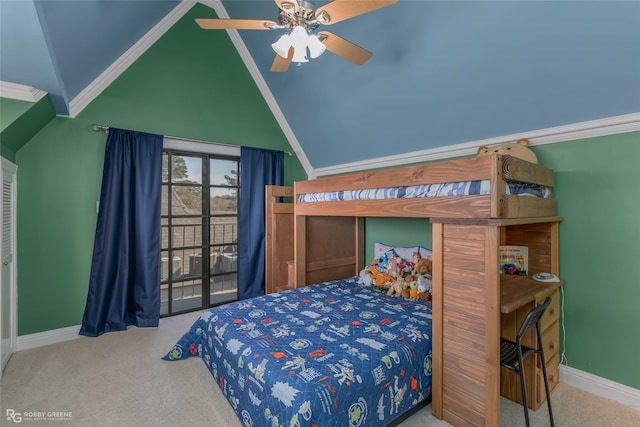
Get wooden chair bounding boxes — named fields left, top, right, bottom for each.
left=500, top=296, right=555, bottom=427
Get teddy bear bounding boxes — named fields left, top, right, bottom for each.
left=411, top=251, right=432, bottom=276
left=476, top=138, right=538, bottom=164
left=387, top=276, right=407, bottom=297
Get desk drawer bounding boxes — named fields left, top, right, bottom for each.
left=539, top=290, right=559, bottom=332
left=540, top=321, right=559, bottom=363
left=536, top=353, right=560, bottom=405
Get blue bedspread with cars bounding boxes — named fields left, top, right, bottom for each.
left=163, top=276, right=432, bottom=427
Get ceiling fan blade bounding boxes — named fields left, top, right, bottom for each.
left=270, top=47, right=294, bottom=72
left=196, top=18, right=277, bottom=30
left=319, top=31, right=372, bottom=65
left=315, top=0, right=398, bottom=25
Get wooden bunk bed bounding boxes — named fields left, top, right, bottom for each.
left=266, top=153, right=563, bottom=427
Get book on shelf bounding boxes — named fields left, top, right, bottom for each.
left=499, top=245, right=528, bottom=276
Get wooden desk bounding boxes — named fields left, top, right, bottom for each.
left=430, top=217, right=562, bottom=426
left=500, top=275, right=563, bottom=314
left=500, top=275, right=563, bottom=410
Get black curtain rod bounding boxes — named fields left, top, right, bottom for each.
left=90, top=124, right=293, bottom=157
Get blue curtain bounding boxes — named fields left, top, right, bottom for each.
left=80, top=128, right=163, bottom=337
left=238, top=146, right=284, bottom=300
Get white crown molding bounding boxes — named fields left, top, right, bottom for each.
left=0, top=81, right=47, bottom=103
left=199, top=1, right=313, bottom=179
left=67, top=0, right=312, bottom=179
left=67, top=1, right=196, bottom=118
left=313, top=112, right=640, bottom=177
left=16, top=325, right=82, bottom=352
left=560, top=364, right=640, bottom=411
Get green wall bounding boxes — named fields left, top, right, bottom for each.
left=1, top=98, right=34, bottom=132
left=15, top=3, right=306, bottom=336
left=363, top=132, right=640, bottom=390
left=9, top=0, right=639, bottom=393
left=364, top=218, right=432, bottom=263
left=535, top=133, right=640, bottom=390
left=0, top=96, right=56, bottom=162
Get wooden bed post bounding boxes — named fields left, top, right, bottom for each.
left=294, top=214, right=306, bottom=287
left=430, top=219, right=501, bottom=426
left=431, top=222, right=444, bottom=419
left=491, top=155, right=506, bottom=218
left=484, top=225, right=501, bottom=426
left=265, top=185, right=294, bottom=294
left=355, top=217, right=365, bottom=274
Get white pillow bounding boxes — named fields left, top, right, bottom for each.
left=373, top=242, right=431, bottom=263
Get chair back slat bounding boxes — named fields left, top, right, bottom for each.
left=517, top=297, right=552, bottom=340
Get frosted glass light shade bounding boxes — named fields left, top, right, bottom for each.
left=271, top=26, right=326, bottom=64
left=307, top=35, right=326, bottom=59
left=272, top=34, right=292, bottom=58
left=289, top=26, right=309, bottom=63
left=291, top=47, right=309, bottom=63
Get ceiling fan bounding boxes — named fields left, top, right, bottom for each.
left=196, top=0, right=399, bottom=72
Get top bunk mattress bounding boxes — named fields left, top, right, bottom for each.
left=298, top=180, right=551, bottom=203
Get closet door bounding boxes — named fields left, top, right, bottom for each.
left=1, top=157, right=17, bottom=373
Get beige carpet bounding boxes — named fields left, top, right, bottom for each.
left=2, top=310, right=638, bottom=427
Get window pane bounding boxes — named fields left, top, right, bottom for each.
left=162, top=153, right=169, bottom=183
left=210, top=159, right=238, bottom=186
left=211, top=244, right=237, bottom=274
left=210, top=274, right=237, bottom=306
left=210, top=187, right=237, bottom=214
left=171, top=155, right=203, bottom=184
left=161, top=186, right=168, bottom=216
left=161, top=220, right=169, bottom=250
left=161, top=253, right=181, bottom=281
left=160, top=283, right=169, bottom=315
left=171, top=279, right=202, bottom=312
left=210, top=219, right=237, bottom=246
left=170, top=222, right=202, bottom=249
left=173, top=186, right=202, bottom=215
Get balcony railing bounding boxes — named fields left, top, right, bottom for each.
left=160, top=221, right=238, bottom=314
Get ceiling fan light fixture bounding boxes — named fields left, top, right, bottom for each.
left=307, top=34, right=326, bottom=59
left=289, top=26, right=310, bottom=63
left=291, top=47, right=309, bottom=63
left=272, top=33, right=292, bottom=58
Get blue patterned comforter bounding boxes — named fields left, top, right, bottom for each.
left=163, top=277, right=433, bottom=427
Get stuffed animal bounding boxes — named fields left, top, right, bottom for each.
left=366, top=260, right=395, bottom=287
left=476, top=138, right=538, bottom=164
left=417, top=274, right=432, bottom=301
left=387, top=276, right=407, bottom=297
left=359, top=268, right=373, bottom=287
left=408, top=280, right=419, bottom=300
left=386, top=254, right=402, bottom=279
left=411, top=252, right=432, bottom=276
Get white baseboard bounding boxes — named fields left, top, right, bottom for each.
left=16, top=325, right=82, bottom=352
left=560, top=364, right=640, bottom=411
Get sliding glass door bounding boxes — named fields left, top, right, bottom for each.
left=161, top=151, right=239, bottom=316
